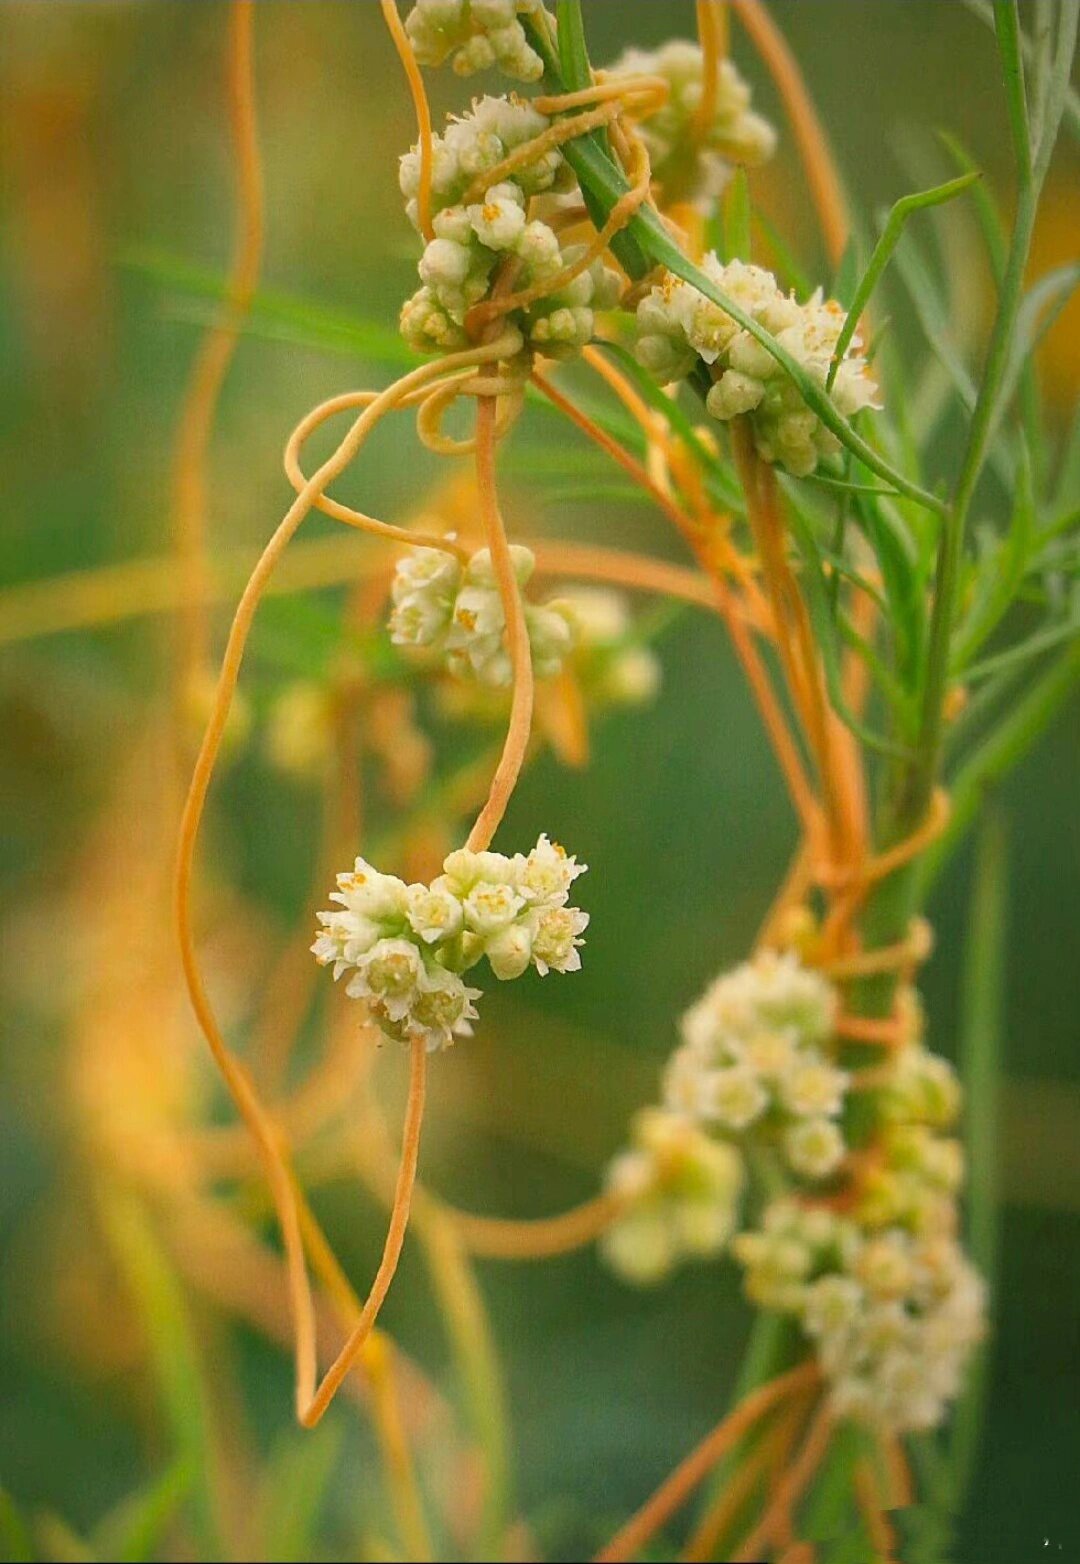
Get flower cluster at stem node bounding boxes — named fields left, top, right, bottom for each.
left=607, top=41, right=776, bottom=206
left=312, top=835, right=587, bottom=1049
left=405, top=0, right=551, bottom=84
left=635, top=257, right=880, bottom=476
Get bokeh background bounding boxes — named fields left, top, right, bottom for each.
left=1, top=3, right=1078, bottom=1560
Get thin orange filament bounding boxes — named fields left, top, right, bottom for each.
left=172, top=0, right=263, bottom=706
left=593, top=1364, right=820, bottom=1563
left=380, top=0, right=434, bottom=242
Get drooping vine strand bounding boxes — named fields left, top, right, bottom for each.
left=593, top=1362, right=822, bottom=1564
left=172, top=0, right=262, bottom=717
left=175, top=331, right=521, bottom=1427
left=464, top=391, right=535, bottom=852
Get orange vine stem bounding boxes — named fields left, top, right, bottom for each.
left=593, top=1363, right=820, bottom=1564
left=730, top=0, right=849, bottom=268
left=379, top=0, right=434, bottom=242
left=172, top=0, right=263, bottom=706
left=465, top=393, right=535, bottom=852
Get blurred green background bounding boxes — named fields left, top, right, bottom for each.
left=1, top=3, right=1078, bottom=1560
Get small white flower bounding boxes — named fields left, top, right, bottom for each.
left=468, top=182, right=526, bottom=250
left=518, top=832, right=587, bottom=906
left=742, top=1027, right=798, bottom=1080
left=785, top=1117, right=846, bottom=1180
left=781, top=1058, right=850, bottom=1119
left=601, top=645, right=662, bottom=707
left=408, top=964, right=482, bottom=1051
left=332, top=859, right=408, bottom=923
left=462, top=879, right=525, bottom=936
left=405, top=884, right=464, bottom=945
left=706, top=1065, right=769, bottom=1131
left=530, top=903, right=589, bottom=975
left=802, top=1274, right=864, bottom=1341
left=347, top=938, right=426, bottom=1021
left=556, top=587, right=630, bottom=647
left=439, top=847, right=518, bottom=895
left=525, top=601, right=577, bottom=679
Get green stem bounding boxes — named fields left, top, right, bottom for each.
left=414, top=1206, right=512, bottom=1561
left=860, top=0, right=1062, bottom=997
left=948, top=810, right=1007, bottom=1508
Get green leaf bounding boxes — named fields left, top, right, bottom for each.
left=97, top=1190, right=222, bottom=1558
left=786, top=507, right=915, bottom=756
left=959, top=0, right=1080, bottom=147
left=259, top=1424, right=344, bottom=1563
left=827, top=172, right=981, bottom=393
left=555, top=0, right=590, bottom=90
left=948, top=810, right=1008, bottom=1507
left=751, top=209, right=812, bottom=298
left=997, top=262, right=1080, bottom=430
left=724, top=168, right=752, bottom=263
left=1030, top=0, right=1080, bottom=182
left=951, top=437, right=1036, bottom=670
left=831, top=232, right=864, bottom=311
left=852, top=494, right=927, bottom=688
left=961, top=603, right=1080, bottom=684
left=122, top=248, right=414, bottom=365
left=936, top=132, right=1008, bottom=279
left=801, top=472, right=903, bottom=501
left=927, top=641, right=1080, bottom=885
left=0, top=1489, right=35, bottom=1563
left=993, top=0, right=1034, bottom=181
left=92, top=1463, right=191, bottom=1564
left=892, top=231, right=977, bottom=412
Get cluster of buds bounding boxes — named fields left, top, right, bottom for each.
left=601, top=1108, right=744, bottom=1285
left=554, top=587, right=662, bottom=709
left=404, top=0, right=551, bottom=83
left=313, top=835, right=588, bottom=1049
left=635, top=257, right=880, bottom=476
left=607, top=41, right=776, bottom=206
left=433, top=583, right=663, bottom=735
left=664, top=950, right=849, bottom=1181
left=399, top=98, right=620, bottom=359
left=389, top=543, right=578, bottom=686
left=855, top=1039, right=966, bottom=1236
left=733, top=1200, right=986, bottom=1433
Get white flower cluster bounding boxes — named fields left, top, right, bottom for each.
left=399, top=96, right=564, bottom=230
left=312, top=835, right=588, bottom=1049
left=635, top=257, right=881, bottom=476
left=388, top=543, right=577, bottom=687
left=663, top=950, right=849, bottom=1182
left=601, top=1108, right=745, bottom=1285
left=404, top=0, right=551, bottom=83
left=733, top=1200, right=986, bottom=1433
left=399, top=98, right=620, bottom=359
left=606, top=40, right=776, bottom=206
